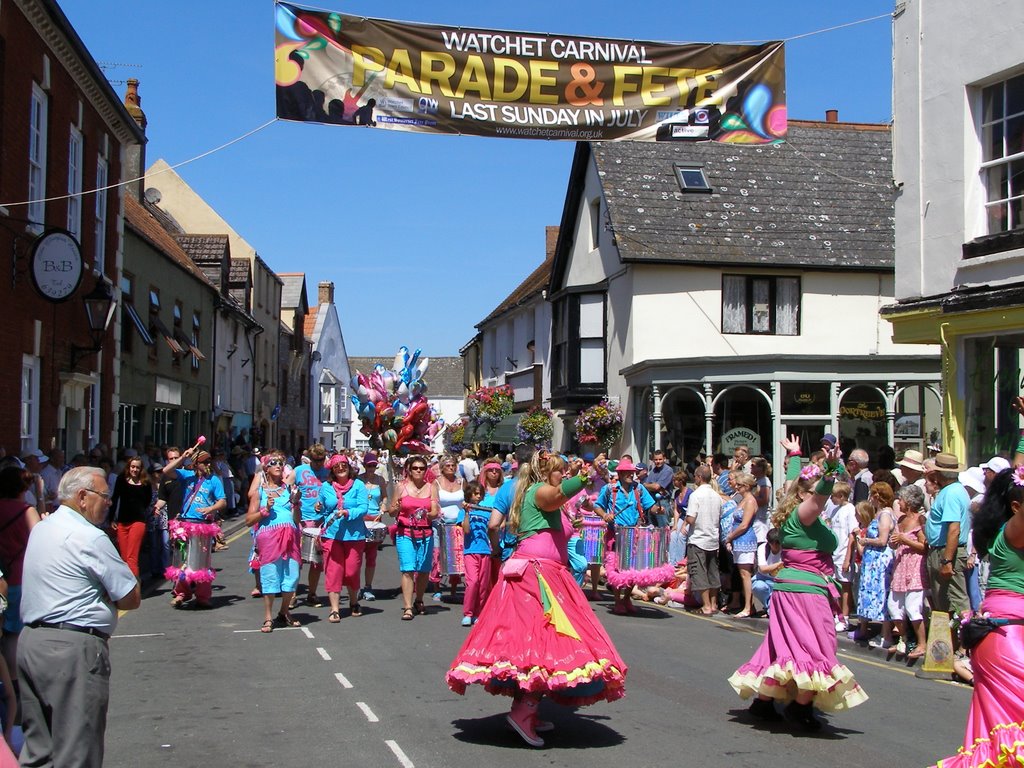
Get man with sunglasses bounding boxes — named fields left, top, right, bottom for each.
left=162, top=447, right=227, bottom=609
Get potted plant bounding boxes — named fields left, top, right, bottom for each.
left=443, top=416, right=469, bottom=454
left=516, top=405, right=555, bottom=448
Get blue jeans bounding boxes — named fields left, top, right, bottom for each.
left=752, top=578, right=774, bottom=613
left=149, top=525, right=170, bottom=578
left=965, top=564, right=982, bottom=611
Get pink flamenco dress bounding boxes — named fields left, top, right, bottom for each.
left=934, top=527, right=1024, bottom=768
left=446, top=481, right=627, bottom=707
left=729, top=509, right=868, bottom=712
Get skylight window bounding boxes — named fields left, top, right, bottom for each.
left=674, top=163, right=712, bottom=193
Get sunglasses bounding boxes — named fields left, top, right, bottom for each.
left=409, top=466, right=427, bottom=472
left=266, top=459, right=284, bottom=467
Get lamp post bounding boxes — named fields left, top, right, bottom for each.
left=70, top=280, right=116, bottom=368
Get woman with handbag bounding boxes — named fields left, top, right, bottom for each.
left=934, top=465, right=1024, bottom=767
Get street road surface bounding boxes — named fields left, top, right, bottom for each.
left=105, top=527, right=971, bottom=767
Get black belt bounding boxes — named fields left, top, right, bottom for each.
left=29, top=621, right=111, bottom=642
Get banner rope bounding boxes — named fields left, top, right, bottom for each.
left=0, top=117, right=278, bottom=210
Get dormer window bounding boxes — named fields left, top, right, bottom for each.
left=674, top=163, right=712, bottom=193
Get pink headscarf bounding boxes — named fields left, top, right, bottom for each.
left=326, top=454, right=354, bottom=497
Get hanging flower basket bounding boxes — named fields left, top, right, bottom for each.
left=467, top=384, right=515, bottom=440
left=573, top=398, right=623, bottom=451
left=517, top=405, right=555, bottom=447
left=444, top=416, right=470, bottom=454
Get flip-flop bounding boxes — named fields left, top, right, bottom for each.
left=274, top=613, right=301, bottom=628
left=260, top=620, right=273, bottom=633
left=401, top=608, right=414, bottom=621
left=328, top=611, right=341, bottom=623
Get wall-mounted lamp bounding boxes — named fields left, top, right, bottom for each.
left=70, top=281, right=116, bottom=368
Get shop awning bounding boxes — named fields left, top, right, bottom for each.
left=123, top=301, right=154, bottom=345
left=151, top=315, right=183, bottom=354
left=175, top=329, right=206, bottom=360
left=465, top=414, right=520, bottom=446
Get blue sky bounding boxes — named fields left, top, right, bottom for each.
left=59, top=1, right=894, bottom=357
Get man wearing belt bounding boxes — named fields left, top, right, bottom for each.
left=18, top=466, right=140, bottom=767
left=924, top=453, right=971, bottom=622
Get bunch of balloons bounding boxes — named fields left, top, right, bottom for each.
left=350, top=346, right=443, bottom=455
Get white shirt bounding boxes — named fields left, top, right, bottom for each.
left=458, top=458, right=479, bottom=483
left=756, top=541, right=782, bottom=578
left=20, top=505, right=137, bottom=635
left=685, top=484, right=722, bottom=551
left=823, top=501, right=858, bottom=569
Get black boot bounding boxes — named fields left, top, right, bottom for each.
left=784, top=700, right=822, bottom=731
left=749, top=697, right=781, bottom=721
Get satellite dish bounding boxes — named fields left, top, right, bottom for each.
left=144, top=187, right=162, bottom=204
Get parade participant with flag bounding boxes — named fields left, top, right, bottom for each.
left=446, top=454, right=627, bottom=748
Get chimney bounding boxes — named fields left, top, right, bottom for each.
left=825, top=109, right=839, bottom=123
left=318, top=281, right=334, bottom=305
left=122, top=79, right=148, bottom=201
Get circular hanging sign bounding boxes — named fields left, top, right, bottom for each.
left=30, top=230, right=83, bottom=303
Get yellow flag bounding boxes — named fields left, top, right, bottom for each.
left=538, top=572, right=581, bottom=640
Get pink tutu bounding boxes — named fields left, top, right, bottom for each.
left=446, top=555, right=627, bottom=706
left=728, top=590, right=867, bottom=711
left=934, top=590, right=1024, bottom=767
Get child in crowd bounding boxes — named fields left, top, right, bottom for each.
left=887, top=486, right=928, bottom=659
left=826, top=481, right=859, bottom=631
left=459, top=482, right=493, bottom=627
left=752, top=528, right=783, bottom=616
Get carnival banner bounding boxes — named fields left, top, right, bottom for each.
left=275, top=3, right=787, bottom=143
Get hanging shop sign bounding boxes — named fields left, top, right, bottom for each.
left=30, top=230, right=83, bottom=303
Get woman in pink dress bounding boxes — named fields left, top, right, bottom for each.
left=446, top=455, right=627, bottom=748
left=934, top=465, right=1024, bottom=767
left=887, top=484, right=928, bottom=659
left=729, top=453, right=868, bottom=730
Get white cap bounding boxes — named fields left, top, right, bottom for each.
left=959, top=466, right=986, bottom=495
left=20, top=449, right=48, bottom=464
left=981, top=456, right=1011, bottom=474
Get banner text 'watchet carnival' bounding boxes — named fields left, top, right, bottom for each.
left=275, top=3, right=787, bottom=143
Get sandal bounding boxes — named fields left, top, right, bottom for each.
left=413, top=600, right=427, bottom=615
left=250, top=589, right=262, bottom=598
left=401, top=608, right=414, bottom=621
left=304, top=595, right=323, bottom=608
left=350, top=603, right=362, bottom=617
left=260, top=619, right=274, bottom=633
left=328, top=611, right=341, bottom=624
left=274, top=612, right=301, bottom=628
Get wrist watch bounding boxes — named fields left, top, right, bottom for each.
left=940, top=557, right=954, bottom=565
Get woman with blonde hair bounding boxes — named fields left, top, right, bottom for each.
left=723, top=472, right=759, bottom=618
left=730, top=452, right=867, bottom=729
left=447, top=454, right=627, bottom=747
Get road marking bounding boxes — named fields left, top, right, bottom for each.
left=356, top=702, right=379, bottom=722
left=335, top=672, right=353, bottom=689
left=385, top=740, right=414, bottom=768
left=111, top=633, right=165, bottom=639
left=226, top=527, right=253, bottom=545
left=301, top=627, right=315, bottom=639
left=317, top=647, right=332, bottom=661
left=233, top=626, right=300, bottom=634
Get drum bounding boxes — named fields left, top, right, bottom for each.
left=580, top=518, right=607, bottom=565
left=436, top=521, right=465, bottom=576
left=183, top=532, right=214, bottom=572
left=300, top=527, right=323, bottom=565
left=365, top=521, right=387, bottom=545
left=614, top=526, right=670, bottom=571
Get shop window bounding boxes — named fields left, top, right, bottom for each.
left=964, top=334, right=1024, bottom=464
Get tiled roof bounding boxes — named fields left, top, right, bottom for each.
left=348, top=356, right=464, bottom=398
left=278, top=273, right=307, bottom=311
left=582, top=120, right=895, bottom=273
left=229, top=258, right=251, bottom=286
left=175, top=234, right=229, bottom=265
left=477, top=255, right=552, bottom=328
left=304, top=305, right=319, bottom=340
left=124, top=198, right=218, bottom=291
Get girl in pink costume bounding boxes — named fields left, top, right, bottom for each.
left=729, top=452, right=868, bottom=730
left=446, top=455, right=627, bottom=747
left=934, top=466, right=1024, bottom=767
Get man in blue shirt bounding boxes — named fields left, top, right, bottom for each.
left=924, top=453, right=971, bottom=620
left=643, top=450, right=675, bottom=527
left=595, top=457, right=656, bottom=614
left=291, top=443, right=330, bottom=607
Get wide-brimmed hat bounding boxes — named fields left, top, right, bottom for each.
left=981, top=456, right=1011, bottom=474
left=613, top=458, right=638, bottom=473
left=897, top=449, right=925, bottom=472
left=931, top=452, right=965, bottom=473
left=821, top=433, right=838, bottom=447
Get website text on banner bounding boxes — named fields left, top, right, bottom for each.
left=275, top=2, right=786, bottom=144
